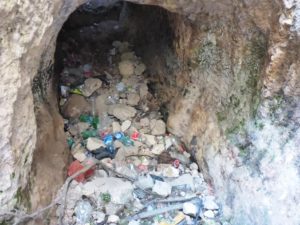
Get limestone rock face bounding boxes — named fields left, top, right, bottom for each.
left=1, top=1, right=300, bottom=225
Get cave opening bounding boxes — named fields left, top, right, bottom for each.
left=50, top=1, right=212, bottom=224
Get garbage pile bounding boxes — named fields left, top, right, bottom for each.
left=58, top=41, right=223, bottom=225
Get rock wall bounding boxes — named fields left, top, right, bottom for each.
left=0, top=0, right=300, bottom=225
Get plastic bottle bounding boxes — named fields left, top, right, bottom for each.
left=74, top=200, right=93, bottom=224
left=114, top=131, right=125, bottom=140
left=120, top=136, right=134, bottom=147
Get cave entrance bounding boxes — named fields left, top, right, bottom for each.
left=49, top=1, right=218, bottom=224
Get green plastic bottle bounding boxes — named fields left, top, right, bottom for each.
left=81, top=130, right=98, bottom=139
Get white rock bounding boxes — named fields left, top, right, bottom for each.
left=128, top=220, right=140, bottom=225
left=135, top=174, right=154, bottom=189
left=95, top=169, right=108, bottom=177
left=107, top=215, right=120, bottom=223
left=121, top=120, right=131, bottom=132
left=183, top=202, right=198, bottom=217
left=190, top=162, right=199, bottom=171
left=105, top=203, right=124, bottom=215
left=127, top=93, right=140, bottom=106
left=118, top=60, right=135, bottom=78
left=204, top=210, right=215, bottom=218
left=134, top=63, right=146, bottom=75
left=152, top=181, right=172, bottom=197
left=82, top=78, right=102, bottom=97
left=143, top=134, right=156, bottom=146
left=109, top=104, right=137, bottom=121
left=112, top=121, right=121, bottom=132
left=71, top=144, right=86, bottom=162
left=170, top=174, right=195, bottom=191
left=93, top=211, right=105, bottom=223
left=203, top=196, right=219, bottom=210
left=150, top=119, right=166, bottom=135
left=140, top=118, right=150, bottom=127
left=157, top=164, right=180, bottom=178
left=82, top=177, right=134, bottom=204
left=152, top=143, right=165, bottom=155
left=86, top=137, right=104, bottom=151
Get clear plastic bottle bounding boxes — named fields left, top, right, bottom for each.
left=74, top=200, right=93, bottom=224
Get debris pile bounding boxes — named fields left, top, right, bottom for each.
left=58, top=41, right=223, bottom=225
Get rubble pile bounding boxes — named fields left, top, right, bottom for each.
left=58, top=41, right=223, bottom=225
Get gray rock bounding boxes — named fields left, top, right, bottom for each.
left=134, top=63, right=146, bottom=76
left=118, top=60, right=135, bottom=78
left=82, top=177, right=134, bottom=204
left=121, top=51, right=136, bottom=61
left=135, top=174, right=154, bottom=189
left=190, top=162, right=199, bottom=171
left=203, top=196, right=219, bottom=210
left=204, top=210, right=215, bottom=218
left=121, top=120, right=131, bottom=132
left=150, top=119, right=166, bottom=135
left=95, top=94, right=109, bottom=115
left=112, top=121, right=121, bottom=132
left=86, top=137, right=104, bottom=151
left=170, top=174, right=195, bottom=191
left=82, top=78, right=102, bottom=97
left=107, top=215, right=120, bottom=223
left=152, top=181, right=171, bottom=197
left=127, top=93, right=140, bottom=106
left=109, top=104, right=137, bottom=121
left=152, top=143, right=165, bottom=155
left=93, top=211, right=105, bottom=224
left=183, top=202, right=198, bottom=217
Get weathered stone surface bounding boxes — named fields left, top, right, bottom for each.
left=62, top=95, right=91, bottom=119
left=150, top=119, right=166, bottom=135
left=152, top=181, right=172, bottom=197
left=127, top=93, right=140, bottom=106
left=82, top=78, right=102, bottom=97
left=109, top=104, right=137, bottom=121
left=86, top=137, right=104, bottom=151
left=118, top=60, right=135, bottom=78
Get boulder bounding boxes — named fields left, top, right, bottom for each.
left=86, top=137, right=104, bottom=151
left=150, top=119, right=166, bottom=135
left=109, top=104, right=137, bottom=121
left=62, top=95, right=91, bottom=119
left=127, top=93, right=140, bottom=106
left=152, top=181, right=171, bottom=197
left=118, top=60, right=135, bottom=78
left=82, top=78, right=102, bottom=97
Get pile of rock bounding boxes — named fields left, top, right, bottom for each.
left=58, top=41, right=223, bottom=225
